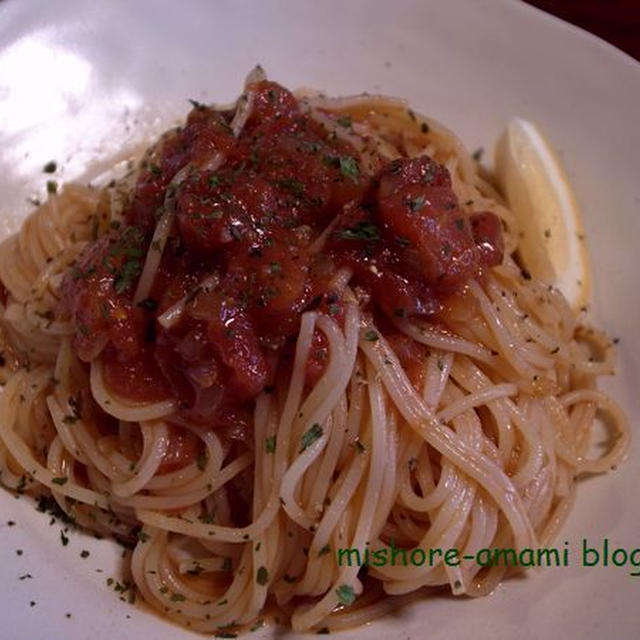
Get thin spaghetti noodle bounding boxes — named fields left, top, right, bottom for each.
left=0, top=69, right=629, bottom=635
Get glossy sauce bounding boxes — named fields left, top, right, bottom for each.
left=61, top=80, right=503, bottom=429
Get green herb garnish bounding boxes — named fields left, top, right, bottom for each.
left=352, top=439, right=366, bottom=454
left=137, top=530, right=151, bottom=543
left=268, top=261, right=281, bottom=275
left=338, top=156, right=359, bottom=182
left=409, top=195, right=425, bottom=212
left=336, top=584, right=355, bottom=606
left=338, top=221, right=379, bottom=242
left=256, top=566, right=269, bottom=586
left=300, top=423, right=323, bottom=452
left=275, top=177, right=305, bottom=198
left=265, top=436, right=276, bottom=454
left=114, top=259, right=141, bottom=294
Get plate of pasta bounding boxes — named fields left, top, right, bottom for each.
left=0, top=1, right=638, bottom=639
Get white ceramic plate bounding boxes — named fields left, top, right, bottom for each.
left=1, top=1, right=638, bottom=638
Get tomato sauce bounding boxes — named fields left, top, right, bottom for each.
left=60, top=80, right=503, bottom=431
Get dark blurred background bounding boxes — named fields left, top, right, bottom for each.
left=524, top=0, right=640, bottom=60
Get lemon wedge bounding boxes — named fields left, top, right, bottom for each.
left=494, top=117, right=591, bottom=310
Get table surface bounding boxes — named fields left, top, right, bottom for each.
left=524, top=0, right=640, bottom=61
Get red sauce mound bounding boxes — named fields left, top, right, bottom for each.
left=60, top=80, right=503, bottom=431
